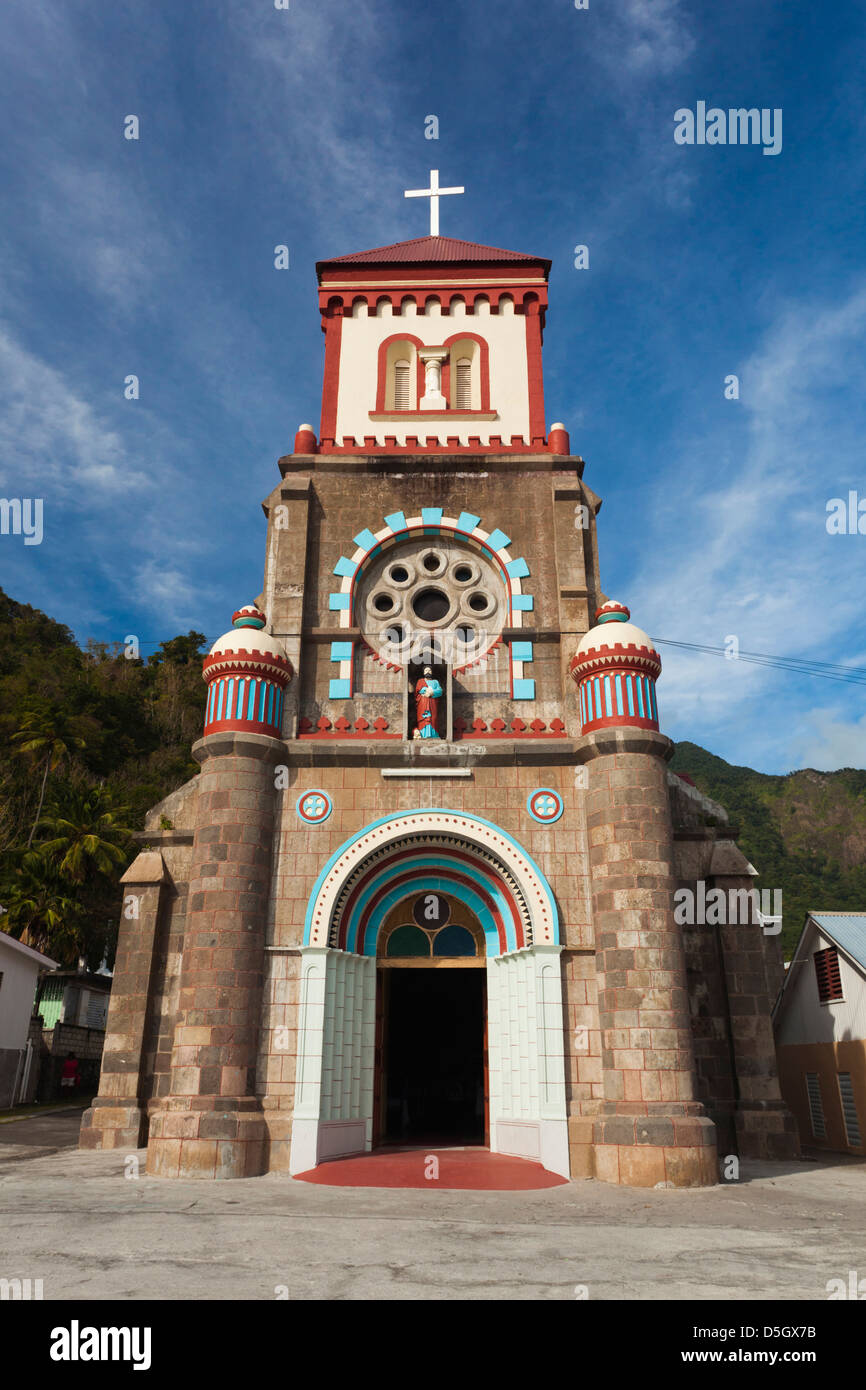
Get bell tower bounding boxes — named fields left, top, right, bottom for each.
left=314, top=234, right=555, bottom=455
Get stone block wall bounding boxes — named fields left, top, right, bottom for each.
left=145, top=735, right=281, bottom=1179
left=672, top=824, right=799, bottom=1162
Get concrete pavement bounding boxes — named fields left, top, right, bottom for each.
left=0, top=1130, right=863, bottom=1300
left=0, top=1105, right=89, bottom=1167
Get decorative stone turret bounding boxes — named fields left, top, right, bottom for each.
left=570, top=600, right=719, bottom=1187
left=145, top=603, right=291, bottom=1180
left=570, top=601, right=661, bottom=734
left=203, top=606, right=292, bottom=738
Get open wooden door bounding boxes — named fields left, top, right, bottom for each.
left=372, top=968, right=388, bottom=1148
left=482, top=973, right=490, bottom=1147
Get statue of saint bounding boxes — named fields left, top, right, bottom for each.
left=413, top=666, right=443, bottom=739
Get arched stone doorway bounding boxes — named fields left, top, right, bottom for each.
left=289, top=811, right=569, bottom=1177
left=375, top=890, right=488, bottom=1148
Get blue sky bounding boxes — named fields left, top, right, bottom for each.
left=1, top=0, right=865, bottom=773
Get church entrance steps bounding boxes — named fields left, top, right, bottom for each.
left=294, top=1146, right=567, bottom=1191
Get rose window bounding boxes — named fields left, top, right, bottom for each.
left=356, top=536, right=506, bottom=668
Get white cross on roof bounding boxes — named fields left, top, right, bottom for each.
left=404, top=169, right=465, bottom=236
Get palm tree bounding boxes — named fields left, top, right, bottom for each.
left=35, top=786, right=132, bottom=885
left=0, top=868, right=82, bottom=962
left=11, top=713, right=86, bottom=848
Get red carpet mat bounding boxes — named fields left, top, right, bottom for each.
left=295, top=1148, right=567, bottom=1190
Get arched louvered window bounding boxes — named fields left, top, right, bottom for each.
left=393, top=359, right=411, bottom=410
left=455, top=357, right=472, bottom=409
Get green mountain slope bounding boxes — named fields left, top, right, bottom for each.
left=0, top=586, right=207, bottom=966
left=669, top=741, right=866, bottom=955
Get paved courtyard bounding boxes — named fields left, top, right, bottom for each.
left=0, top=1108, right=863, bottom=1300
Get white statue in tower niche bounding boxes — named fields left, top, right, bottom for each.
left=419, top=348, right=447, bottom=410
left=413, top=666, right=443, bottom=739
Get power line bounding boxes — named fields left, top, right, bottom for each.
left=653, top=638, right=866, bottom=687
left=84, top=635, right=866, bottom=687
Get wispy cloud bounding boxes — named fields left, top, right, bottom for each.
left=629, top=281, right=866, bottom=768
left=794, top=706, right=866, bottom=771
left=39, top=166, right=176, bottom=313
left=131, top=558, right=206, bottom=629
left=610, top=0, right=696, bottom=78
left=0, top=325, right=126, bottom=491
left=225, top=3, right=408, bottom=249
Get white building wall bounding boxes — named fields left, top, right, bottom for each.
left=0, top=941, right=41, bottom=1050
left=776, top=927, right=866, bottom=1046
left=335, top=298, right=531, bottom=446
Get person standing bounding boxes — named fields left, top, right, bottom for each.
left=60, top=1052, right=81, bottom=1095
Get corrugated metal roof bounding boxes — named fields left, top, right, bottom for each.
left=317, top=235, right=549, bottom=270
left=0, top=930, right=59, bottom=969
left=811, top=913, right=866, bottom=970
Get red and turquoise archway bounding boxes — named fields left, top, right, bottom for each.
left=303, top=809, right=559, bottom=955
left=290, top=810, right=569, bottom=1180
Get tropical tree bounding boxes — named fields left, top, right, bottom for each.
left=34, top=786, right=133, bottom=885
left=0, top=866, right=82, bottom=962
left=11, top=712, right=86, bottom=848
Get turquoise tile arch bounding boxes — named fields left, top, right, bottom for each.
left=303, top=809, right=560, bottom=955
left=326, top=510, right=536, bottom=700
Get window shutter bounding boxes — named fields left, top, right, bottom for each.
left=805, top=1073, right=826, bottom=1138
left=838, top=1074, right=862, bottom=1148
left=813, top=946, right=843, bottom=1002
left=86, top=992, right=106, bottom=1029
left=394, top=360, right=410, bottom=411
left=455, top=358, right=471, bottom=409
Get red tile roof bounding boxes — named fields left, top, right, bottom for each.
left=317, top=235, right=550, bottom=274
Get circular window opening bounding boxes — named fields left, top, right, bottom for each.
left=412, top=587, right=450, bottom=623
left=373, top=593, right=395, bottom=613
left=455, top=626, right=476, bottom=646
left=389, top=564, right=409, bottom=584
left=422, top=552, right=441, bottom=573
left=383, top=623, right=406, bottom=647
left=454, top=564, right=473, bottom=583
left=468, top=592, right=489, bottom=613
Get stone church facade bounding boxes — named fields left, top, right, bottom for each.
left=81, top=230, right=797, bottom=1184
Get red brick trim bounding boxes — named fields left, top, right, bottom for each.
left=319, top=299, right=344, bottom=446
left=328, top=437, right=549, bottom=455
left=570, top=644, right=662, bottom=681
left=297, top=715, right=399, bottom=739
left=524, top=296, right=546, bottom=446
left=453, top=716, right=566, bottom=738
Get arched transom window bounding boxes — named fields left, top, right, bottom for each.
left=378, top=893, right=486, bottom=961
